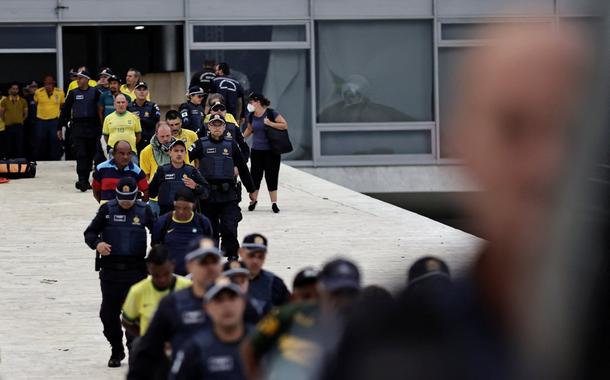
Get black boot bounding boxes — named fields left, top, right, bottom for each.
left=248, top=201, right=257, bottom=211
left=108, top=349, right=125, bottom=368
left=272, top=203, right=280, bottom=214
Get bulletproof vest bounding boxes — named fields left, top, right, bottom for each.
left=157, top=164, right=193, bottom=207
left=248, top=270, right=274, bottom=309
left=191, top=326, right=252, bottom=378
left=180, top=102, right=204, bottom=132
left=128, top=101, right=158, bottom=134
left=198, top=137, right=235, bottom=181
left=101, top=199, right=148, bottom=257
left=171, top=288, right=208, bottom=355
left=72, top=87, right=98, bottom=120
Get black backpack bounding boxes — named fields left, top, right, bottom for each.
left=0, top=158, right=36, bottom=179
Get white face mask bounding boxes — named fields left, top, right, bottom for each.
left=246, top=103, right=256, bottom=113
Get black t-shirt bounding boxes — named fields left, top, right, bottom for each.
left=212, top=76, right=244, bottom=117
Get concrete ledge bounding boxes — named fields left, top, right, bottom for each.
left=0, top=162, right=480, bottom=379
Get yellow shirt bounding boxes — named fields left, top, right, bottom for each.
left=176, top=128, right=198, bottom=149
left=122, top=275, right=191, bottom=335
left=66, top=79, right=97, bottom=95
left=120, top=84, right=151, bottom=101
left=102, top=111, right=142, bottom=153
left=0, top=96, right=5, bottom=132
left=141, top=142, right=192, bottom=180
left=34, top=87, right=65, bottom=120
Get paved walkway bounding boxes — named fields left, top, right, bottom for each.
left=0, top=161, right=480, bottom=379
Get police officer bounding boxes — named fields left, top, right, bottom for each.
left=128, top=81, right=160, bottom=153
left=148, top=139, right=210, bottom=216
left=238, top=233, right=290, bottom=312
left=188, top=114, right=256, bottom=260
left=59, top=70, right=102, bottom=191
left=189, top=59, right=216, bottom=94
left=200, top=98, right=250, bottom=162
left=96, top=67, right=113, bottom=93
left=128, top=238, right=222, bottom=380
left=179, top=86, right=206, bottom=132
left=213, top=62, right=244, bottom=122
left=170, top=277, right=251, bottom=380
left=83, top=177, right=156, bottom=368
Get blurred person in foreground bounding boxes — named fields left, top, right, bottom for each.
left=319, top=24, right=593, bottom=380
left=241, top=258, right=361, bottom=380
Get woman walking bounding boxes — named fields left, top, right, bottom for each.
left=243, top=92, right=288, bottom=213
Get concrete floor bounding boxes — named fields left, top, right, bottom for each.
left=0, top=161, right=481, bottom=379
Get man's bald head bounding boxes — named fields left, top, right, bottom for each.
left=156, top=121, right=173, bottom=145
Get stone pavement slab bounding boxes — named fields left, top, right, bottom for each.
left=0, top=161, right=481, bottom=379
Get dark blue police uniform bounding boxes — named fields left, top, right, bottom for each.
left=148, top=163, right=210, bottom=215
left=212, top=76, right=244, bottom=119
left=188, top=135, right=255, bottom=259
left=179, top=101, right=205, bottom=132
left=197, top=120, right=250, bottom=162
left=248, top=269, right=290, bottom=311
left=128, top=100, right=161, bottom=152
left=59, top=85, right=101, bottom=186
left=84, top=198, right=155, bottom=358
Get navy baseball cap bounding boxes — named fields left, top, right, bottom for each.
left=241, top=233, right=267, bottom=253
left=187, top=86, right=205, bottom=96
left=319, top=259, right=361, bottom=292
left=204, top=277, right=244, bottom=303
left=407, top=256, right=450, bottom=286
left=207, top=114, right=226, bottom=126
left=185, top=237, right=223, bottom=262
left=115, top=177, right=138, bottom=200
left=108, top=75, right=121, bottom=83
left=210, top=101, right=226, bottom=112
left=222, top=260, right=250, bottom=278
left=293, top=267, right=319, bottom=288
left=99, top=68, right=114, bottom=78
left=135, top=81, right=148, bottom=90
left=169, top=139, right=186, bottom=150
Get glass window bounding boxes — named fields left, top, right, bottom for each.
left=320, top=130, right=432, bottom=155
left=441, top=22, right=551, bottom=40
left=0, top=27, right=56, bottom=49
left=193, top=25, right=306, bottom=43
left=0, top=53, right=56, bottom=84
left=190, top=49, right=312, bottom=160
left=438, top=47, right=471, bottom=158
left=316, top=20, right=434, bottom=123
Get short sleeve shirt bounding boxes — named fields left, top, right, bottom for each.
left=103, top=111, right=142, bottom=153
left=34, top=87, right=65, bottom=120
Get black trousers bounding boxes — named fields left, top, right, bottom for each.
left=99, top=271, right=146, bottom=352
left=250, top=149, right=281, bottom=192
left=201, top=201, right=242, bottom=259
left=72, top=135, right=98, bottom=182
left=4, top=124, right=24, bottom=158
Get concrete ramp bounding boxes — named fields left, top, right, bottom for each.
left=0, top=162, right=480, bottom=379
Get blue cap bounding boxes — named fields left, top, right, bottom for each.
left=319, top=259, right=361, bottom=292
left=204, top=277, right=244, bottom=303
left=185, top=238, right=223, bottom=262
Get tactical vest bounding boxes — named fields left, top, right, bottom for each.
left=128, top=101, right=158, bottom=134
left=101, top=200, right=148, bottom=258
left=72, top=86, right=98, bottom=120
left=180, top=102, right=204, bottom=132
left=192, top=326, right=252, bottom=378
left=171, top=288, right=208, bottom=355
left=157, top=164, right=195, bottom=207
left=248, top=270, right=274, bottom=310
left=198, top=137, right=235, bottom=181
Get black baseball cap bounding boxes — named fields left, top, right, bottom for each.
left=76, top=70, right=92, bottom=80
left=204, top=277, right=244, bottom=303
left=174, top=187, right=195, bottom=203
left=185, top=237, right=223, bottom=262
left=98, top=68, right=114, bottom=78
left=319, top=259, right=361, bottom=292
left=407, top=256, right=450, bottom=286
left=222, top=260, right=250, bottom=278
left=210, top=101, right=226, bottom=112
left=135, top=81, right=148, bottom=90
left=241, top=233, right=267, bottom=253
left=115, top=177, right=138, bottom=200
left=169, top=139, right=186, bottom=150
left=293, top=267, right=319, bottom=288
left=207, top=114, right=226, bottom=126
left=187, top=86, right=205, bottom=96
left=108, top=75, right=121, bottom=83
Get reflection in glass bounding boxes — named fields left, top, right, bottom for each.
left=193, top=25, right=306, bottom=43
left=0, top=27, right=56, bottom=49
left=316, top=20, right=434, bottom=123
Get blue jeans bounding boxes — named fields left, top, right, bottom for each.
left=35, top=118, right=62, bottom=160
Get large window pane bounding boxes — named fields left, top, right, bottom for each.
left=0, top=27, right=56, bottom=49
left=441, top=22, right=550, bottom=40
left=193, top=25, right=306, bottom=43
left=316, top=20, right=434, bottom=123
left=0, top=53, right=56, bottom=85
left=321, top=130, right=431, bottom=155
left=438, top=47, right=470, bottom=158
left=190, top=49, right=311, bottom=160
